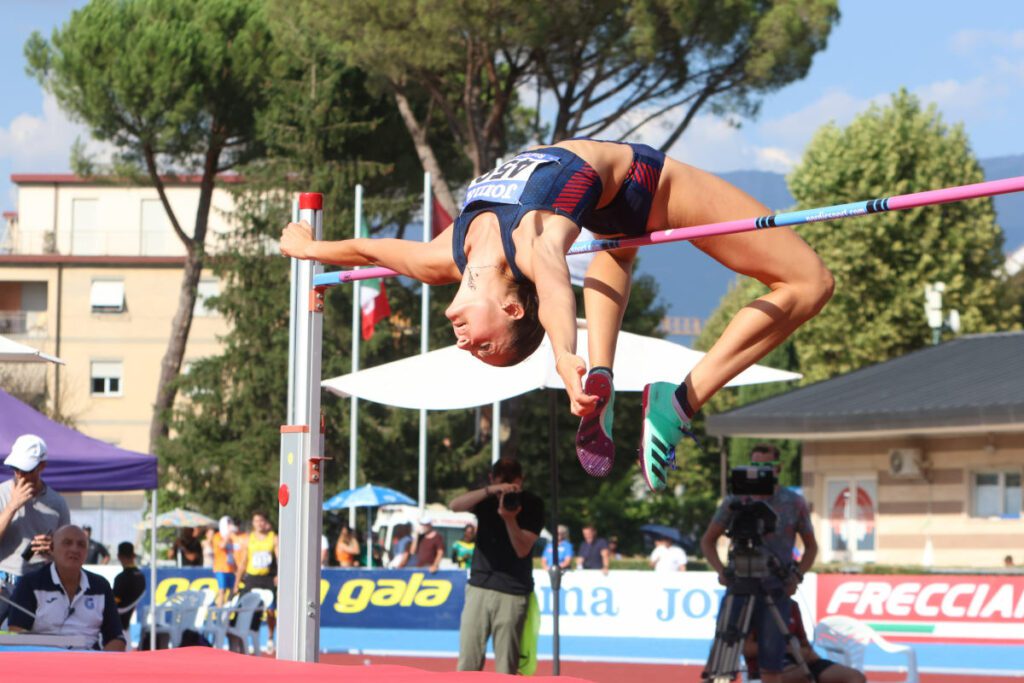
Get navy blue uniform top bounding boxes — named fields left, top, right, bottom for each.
left=9, top=562, right=125, bottom=649
left=453, top=142, right=665, bottom=281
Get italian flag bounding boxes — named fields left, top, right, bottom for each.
left=357, top=217, right=390, bottom=340
left=360, top=278, right=390, bottom=340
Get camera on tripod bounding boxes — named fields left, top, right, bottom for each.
left=724, top=466, right=780, bottom=581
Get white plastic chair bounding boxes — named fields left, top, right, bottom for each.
left=141, top=589, right=207, bottom=649
left=813, top=615, right=919, bottom=683
left=200, top=591, right=266, bottom=654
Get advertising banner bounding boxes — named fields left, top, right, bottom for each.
left=817, top=574, right=1024, bottom=644
left=115, top=568, right=468, bottom=631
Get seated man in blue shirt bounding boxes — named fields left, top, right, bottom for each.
left=8, top=525, right=125, bottom=651
left=541, top=524, right=573, bottom=571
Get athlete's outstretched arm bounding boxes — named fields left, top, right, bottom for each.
left=529, top=228, right=598, bottom=417
left=279, top=220, right=460, bottom=285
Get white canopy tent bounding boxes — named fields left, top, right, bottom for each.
left=322, top=325, right=801, bottom=408
left=0, top=335, right=63, bottom=364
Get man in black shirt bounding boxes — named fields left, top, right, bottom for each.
left=83, top=526, right=110, bottom=565
left=112, top=542, right=146, bottom=632
left=450, top=458, right=543, bottom=674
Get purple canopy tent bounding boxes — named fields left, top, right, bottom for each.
left=0, top=388, right=157, bottom=491
left=0, top=387, right=160, bottom=646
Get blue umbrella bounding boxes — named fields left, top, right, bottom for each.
left=640, top=524, right=683, bottom=544
left=324, top=483, right=416, bottom=510
left=323, top=484, right=416, bottom=567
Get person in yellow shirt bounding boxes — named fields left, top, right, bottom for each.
left=234, top=511, right=278, bottom=655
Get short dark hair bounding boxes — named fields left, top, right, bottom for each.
left=502, top=280, right=544, bottom=366
left=750, top=443, right=781, bottom=462
left=117, top=542, right=135, bottom=557
left=492, top=457, right=523, bottom=483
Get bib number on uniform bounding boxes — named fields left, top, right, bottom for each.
left=463, top=152, right=559, bottom=208
left=251, top=550, right=273, bottom=570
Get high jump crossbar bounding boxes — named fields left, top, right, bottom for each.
left=312, top=175, right=1024, bottom=287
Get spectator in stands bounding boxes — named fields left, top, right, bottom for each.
left=608, top=535, right=623, bottom=560
left=82, top=525, right=110, bottom=565
left=334, top=525, right=361, bottom=567
left=1005, top=554, right=1015, bottom=568
left=387, top=523, right=413, bottom=569
left=411, top=514, right=445, bottom=573
left=112, top=541, right=146, bottom=632
left=649, top=535, right=687, bottom=572
left=451, top=524, right=476, bottom=569
left=0, top=434, right=70, bottom=626
left=541, top=525, right=573, bottom=571
left=576, top=524, right=610, bottom=575
left=8, top=525, right=125, bottom=651
left=169, top=527, right=203, bottom=567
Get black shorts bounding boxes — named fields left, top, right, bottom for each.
left=808, top=658, right=837, bottom=681
left=239, top=573, right=276, bottom=609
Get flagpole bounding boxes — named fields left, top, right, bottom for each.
left=349, top=184, right=363, bottom=530
left=419, top=173, right=431, bottom=509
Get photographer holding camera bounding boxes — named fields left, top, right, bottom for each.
left=700, top=444, right=817, bottom=683
left=450, top=457, right=544, bottom=674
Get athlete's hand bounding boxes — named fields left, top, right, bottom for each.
left=280, top=220, right=314, bottom=260
left=556, top=354, right=598, bottom=416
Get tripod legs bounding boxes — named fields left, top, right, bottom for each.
left=702, top=592, right=756, bottom=683
left=702, top=592, right=812, bottom=683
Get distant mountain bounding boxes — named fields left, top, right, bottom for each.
left=638, top=154, right=1024, bottom=341
left=719, top=170, right=794, bottom=211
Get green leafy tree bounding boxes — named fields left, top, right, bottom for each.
left=26, top=0, right=277, bottom=452
left=160, top=12, right=472, bottom=519
left=289, top=0, right=839, bottom=215
left=695, top=90, right=1020, bottom=469
left=789, top=89, right=1018, bottom=382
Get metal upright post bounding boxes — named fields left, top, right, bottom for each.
left=418, top=173, right=431, bottom=508
left=278, top=192, right=326, bottom=662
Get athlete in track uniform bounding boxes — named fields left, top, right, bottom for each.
left=280, top=139, right=833, bottom=490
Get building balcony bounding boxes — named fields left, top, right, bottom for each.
left=0, top=310, right=49, bottom=338
left=8, top=229, right=187, bottom=257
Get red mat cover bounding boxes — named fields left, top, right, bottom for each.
left=3, top=647, right=596, bottom=683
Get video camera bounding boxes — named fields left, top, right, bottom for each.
left=723, top=466, right=780, bottom=582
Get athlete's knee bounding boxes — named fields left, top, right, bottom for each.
left=795, top=263, right=834, bottom=319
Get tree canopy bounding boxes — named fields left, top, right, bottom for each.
left=26, top=0, right=279, bottom=451
left=289, top=0, right=839, bottom=214
left=788, top=89, right=1018, bottom=382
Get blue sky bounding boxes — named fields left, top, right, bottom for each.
left=2, top=1, right=1023, bottom=212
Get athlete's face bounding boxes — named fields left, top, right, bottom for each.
left=252, top=514, right=271, bottom=534
left=445, top=298, right=515, bottom=366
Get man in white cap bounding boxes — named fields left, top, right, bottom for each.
left=0, top=434, right=70, bottom=625
left=410, top=513, right=444, bottom=573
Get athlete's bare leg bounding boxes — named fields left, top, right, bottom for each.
left=575, top=247, right=637, bottom=476
left=583, top=248, right=637, bottom=369
left=653, top=159, right=834, bottom=414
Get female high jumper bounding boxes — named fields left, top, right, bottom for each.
left=279, top=138, right=833, bottom=491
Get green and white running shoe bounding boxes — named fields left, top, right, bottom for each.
left=639, top=381, right=688, bottom=491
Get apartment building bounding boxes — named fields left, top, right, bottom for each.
left=1, top=174, right=243, bottom=547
